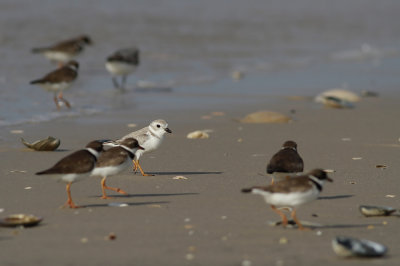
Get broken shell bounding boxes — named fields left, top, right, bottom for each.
left=315, top=89, right=360, bottom=103
left=332, top=236, right=388, bottom=257
left=187, top=130, right=210, bottom=139
left=318, top=96, right=355, bottom=109
left=240, top=111, right=291, bottom=124
left=359, top=205, right=396, bottom=217
left=0, top=214, right=43, bottom=227
left=21, top=136, right=60, bottom=151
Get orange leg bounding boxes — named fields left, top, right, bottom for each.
left=63, top=182, right=80, bottom=208
left=290, top=208, right=309, bottom=231
left=135, top=160, right=153, bottom=176
left=58, top=91, right=71, bottom=108
left=101, top=177, right=127, bottom=199
left=271, top=205, right=288, bottom=227
left=270, top=178, right=275, bottom=185
left=132, top=160, right=138, bottom=173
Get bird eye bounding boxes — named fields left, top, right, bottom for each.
left=157, top=124, right=161, bottom=128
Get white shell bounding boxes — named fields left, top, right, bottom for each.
left=359, top=205, right=396, bottom=217
left=315, top=89, right=360, bottom=103
left=332, top=236, right=388, bottom=257
left=187, top=130, right=210, bottom=139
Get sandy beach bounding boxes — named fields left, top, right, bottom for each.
left=1, top=94, right=400, bottom=265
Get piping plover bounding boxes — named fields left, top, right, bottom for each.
left=31, top=35, right=92, bottom=65
left=105, top=47, right=139, bottom=89
left=105, top=119, right=172, bottom=176
left=30, top=60, right=79, bottom=109
left=36, top=140, right=104, bottom=208
left=242, top=169, right=332, bottom=230
left=92, top=138, right=144, bottom=199
left=266, top=140, right=304, bottom=184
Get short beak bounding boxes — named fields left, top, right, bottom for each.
left=138, top=145, right=145, bottom=150
left=165, top=128, right=172, bottom=133
left=326, top=177, right=333, bottom=182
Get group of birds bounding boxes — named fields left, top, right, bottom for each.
left=29, top=34, right=140, bottom=109
left=242, top=140, right=333, bottom=230
left=36, top=119, right=172, bottom=208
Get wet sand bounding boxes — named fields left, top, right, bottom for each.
left=1, top=95, right=400, bottom=265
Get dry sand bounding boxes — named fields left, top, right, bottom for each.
left=1, top=95, right=400, bottom=265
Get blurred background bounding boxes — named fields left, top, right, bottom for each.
left=1, top=0, right=400, bottom=126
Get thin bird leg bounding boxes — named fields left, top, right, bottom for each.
left=132, top=160, right=138, bottom=173
left=290, top=208, right=309, bottom=231
left=136, top=160, right=154, bottom=176
left=53, top=93, right=61, bottom=110
left=57, top=91, right=71, bottom=108
left=100, top=177, right=127, bottom=199
left=121, top=75, right=127, bottom=89
left=112, top=77, right=120, bottom=89
left=270, top=205, right=288, bottom=227
left=63, top=182, right=80, bottom=208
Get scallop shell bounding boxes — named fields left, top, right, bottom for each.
left=21, top=136, right=60, bottom=151
left=187, top=130, right=210, bottom=139
left=359, top=205, right=396, bottom=217
left=240, top=111, right=291, bottom=124
left=0, top=214, right=43, bottom=227
left=332, top=236, right=388, bottom=257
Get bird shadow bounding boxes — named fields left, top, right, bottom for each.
left=318, top=195, right=354, bottom=200
left=272, top=220, right=384, bottom=230
left=82, top=200, right=170, bottom=208
left=146, top=171, right=223, bottom=176
left=88, top=192, right=199, bottom=199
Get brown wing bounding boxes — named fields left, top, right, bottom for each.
left=268, top=176, right=312, bottom=193
left=267, top=149, right=304, bottom=173
left=39, top=66, right=78, bottom=83
left=96, top=147, right=130, bottom=167
left=37, top=150, right=96, bottom=174
left=50, top=39, right=83, bottom=53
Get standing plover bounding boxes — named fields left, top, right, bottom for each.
left=105, top=119, right=172, bottom=176
left=30, top=60, right=79, bottom=109
left=242, top=169, right=332, bottom=230
left=31, top=35, right=92, bottom=65
left=105, top=47, right=139, bottom=89
left=36, top=140, right=103, bottom=208
left=267, top=140, right=304, bottom=184
left=92, top=138, right=144, bottom=199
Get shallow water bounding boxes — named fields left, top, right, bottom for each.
left=1, top=0, right=400, bottom=126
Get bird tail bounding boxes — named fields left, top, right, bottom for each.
left=36, top=168, right=56, bottom=175
left=31, top=47, right=49, bottom=53
left=30, top=79, right=44, bottom=84
left=241, top=188, right=253, bottom=193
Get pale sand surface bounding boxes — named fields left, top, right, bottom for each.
left=1, top=96, right=400, bottom=265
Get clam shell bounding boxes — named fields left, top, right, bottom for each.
left=0, top=214, right=43, bottom=227
left=359, top=205, right=396, bottom=217
left=315, top=89, right=360, bottom=103
left=332, top=236, right=388, bottom=257
left=318, top=96, right=355, bottom=109
left=21, top=136, right=60, bottom=151
left=187, top=130, right=210, bottom=139
left=239, top=111, right=291, bottom=124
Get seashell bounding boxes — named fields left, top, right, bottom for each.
left=240, top=111, right=291, bottom=124
left=318, top=96, right=355, bottom=109
left=359, top=205, right=396, bottom=217
left=332, top=236, right=388, bottom=257
left=21, top=136, right=60, bottom=151
left=187, top=130, right=210, bottom=139
left=0, top=214, right=43, bottom=227
left=315, top=89, right=360, bottom=103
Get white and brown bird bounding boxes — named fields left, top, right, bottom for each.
left=30, top=60, right=79, bottom=110
left=36, top=140, right=104, bottom=209
left=91, top=138, right=144, bottom=199
left=31, top=35, right=92, bottom=65
left=242, top=169, right=332, bottom=230
left=105, top=47, right=140, bottom=89
left=104, top=119, right=172, bottom=176
left=266, top=140, right=304, bottom=184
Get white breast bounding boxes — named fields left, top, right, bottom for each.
left=106, top=62, right=136, bottom=76
left=44, top=51, right=74, bottom=63
left=40, top=82, right=72, bottom=92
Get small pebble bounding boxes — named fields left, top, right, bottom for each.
left=127, top=123, right=137, bottom=128
left=186, top=253, right=195, bottom=261
left=80, top=237, right=88, bottom=243
left=352, top=157, right=362, bottom=160
left=241, top=260, right=252, bottom=266
left=341, top=138, right=351, bottom=141
left=367, top=225, right=375, bottom=230
left=279, top=237, right=288, bottom=244
left=106, top=233, right=117, bottom=240
left=173, top=176, right=188, bottom=180
left=184, top=218, right=191, bottom=223
left=10, top=130, right=24, bottom=134
left=0, top=208, right=4, bottom=213
left=24, top=187, right=32, bottom=190
left=385, top=195, right=396, bottom=198
left=316, top=231, right=323, bottom=236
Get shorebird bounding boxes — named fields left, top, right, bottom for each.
left=36, top=140, right=104, bottom=208
left=104, top=119, right=172, bottom=176
left=30, top=60, right=79, bottom=109
left=105, top=47, right=139, bottom=89
left=266, top=140, right=304, bottom=184
left=31, top=35, right=92, bottom=65
left=92, top=138, right=144, bottom=199
left=242, top=169, right=332, bottom=230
